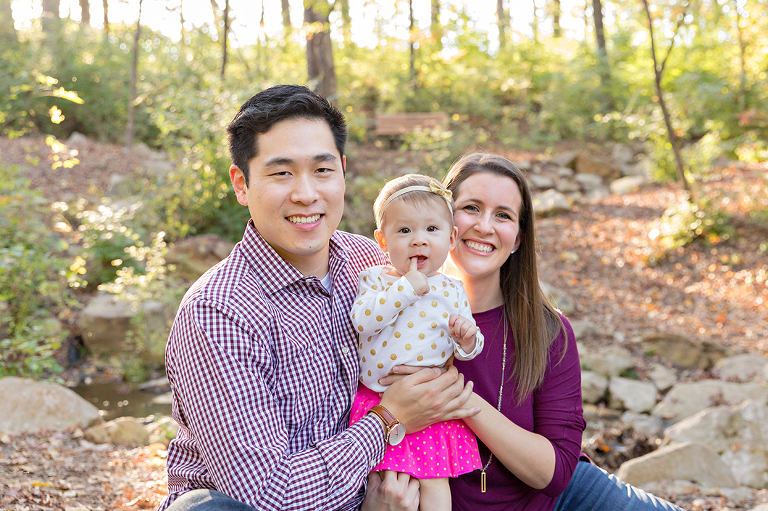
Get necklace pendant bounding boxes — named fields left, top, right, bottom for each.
left=481, top=469, right=487, bottom=493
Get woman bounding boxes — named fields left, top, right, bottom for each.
left=380, top=153, right=683, bottom=511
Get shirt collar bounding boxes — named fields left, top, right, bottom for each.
left=239, top=220, right=349, bottom=294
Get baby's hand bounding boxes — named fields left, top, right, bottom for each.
left=449, top=314, right=477, bottom=353
left=405, top=257, right=429, bottom=296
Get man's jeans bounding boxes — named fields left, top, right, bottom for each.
left=165, top=490, right=255, bottom=511
left=554, top=460, right=684, bottom=511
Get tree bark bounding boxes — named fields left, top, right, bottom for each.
left=42, top=0, right=59, bottom=34
left=592, top=0, right=615, bottom=109
left=497, top=0, right=509, bottom=49
left=431, top=0, right=442, bottom=49
left=102, top=0, right=109, bottom=36
left=221, top=0, right=229, bottom=79
left=304, top=0, right=337, bottom=104
left=79, top=0, right=90, bottom=26
left=641, top=0, right=692, bottom=199
left=531, top=0, right=539, bottom=43
left=339, top=0, right=351, bottom=44
left=733, top=0, right=748, bottom=109
left=0, top=0, right=16, bottom=45
left=408, top=0, right=416, bottom=82
left=281, top=0, right=292, bottom=39
left=125, top=0, right=143, bottom=149
left=551, top=0, right=561, bottom=37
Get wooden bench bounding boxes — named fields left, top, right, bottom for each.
left=375, top=113, right=449, bottom=137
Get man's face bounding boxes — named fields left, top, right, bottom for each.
left=230, top=117, right=346, bottom=276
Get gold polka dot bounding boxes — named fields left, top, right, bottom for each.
left=464, top=301, right=468, bottom=306
left=357, top=326, right=363, bottom=332
left=372, top=285, right=378, bottom=290
left=444, top=291, right=449, bottom=297
left=395, top=301, right=401, bottom=307
left=380, top=298, right=386, bottom=304
left=368, top=370, right=372, bottom=376
left=399, top=311, right=404, bottom=316
left=431, top=286, right=437, bottom=291
left=367, top=336, right=372, bottom=342
left=376, top=315, right=383, bottom=322
left=441, top=351, right=446, bottom=358
left=442, top=281, right=447, bottom=287
left=405, top=344, right=412, bottom=350
left=351, top=313, right=355, bottom=319
left=407, top=321, right=414, bottom=328
left=431, top=343, right=437, bottom=349
left=398, top=285, right=404, bottom=291
left=382, top=341, right=388, bottom=347
left=454, top=302, right=459, bottom=308
left=450, top=283, right=455, bottom=288
left=361, top=291, right=366, bottom=295
left=417, top=355, right=424, bottom=361
left=442, top=312, right=448, bottom=318
left=365, top=309, right=372, bottom=316
left=419, top=333, right=425, bottom=340
left=356, top=301, right=362, bottom=305
left=362, top=356, right=366, bottom=362
left=377, top=363, right=384, bottom=368
left=431, top=322, right=437, bottom=328
left=363, top=276, right=368, bottom=282
left=431, top=301, right=438, bottom=307
left=370, top=349, right=376, bottom=355
left=359, top=343, right=363, bottom=349
left=394, top=332, right=401, bottom=338
left=420, top=311, right=426, bottom=318
left=390, top=354, right=397, bottom=360
left=441, top=331, right=445, bottom=337
left=387, top=282, right=393, bottom=286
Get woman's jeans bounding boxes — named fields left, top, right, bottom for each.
left=165, top=490, right=255, bottom=511
left=554, top=460, right=684, bottom=511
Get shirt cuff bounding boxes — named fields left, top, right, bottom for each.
left=348, top=413, right=387, bottom=470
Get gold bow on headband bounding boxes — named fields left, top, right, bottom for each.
left=382, top=182, right=454, bottom=212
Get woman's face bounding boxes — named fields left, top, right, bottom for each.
left=449, top=172, right=523, bottom=283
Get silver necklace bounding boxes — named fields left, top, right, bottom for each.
left=480, top=319, right=507, bottom=493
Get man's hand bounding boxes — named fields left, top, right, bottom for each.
left=379, top=365, right=479, bottom=433
left=404, top=257, right=429, bottom=296
left=361, top=471, right=419, bottom=511
left=449, top=313, right=477, bottom=354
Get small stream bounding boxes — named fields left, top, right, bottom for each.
left=71, top=382, right=172, bottom=421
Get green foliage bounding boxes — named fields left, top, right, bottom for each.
left=0, top=165, right=70, bottom=378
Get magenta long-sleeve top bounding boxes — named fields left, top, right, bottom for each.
left=451, top=306, right=586, bottom=511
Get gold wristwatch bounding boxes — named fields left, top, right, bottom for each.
left=368, top=404, right=406, bottom=446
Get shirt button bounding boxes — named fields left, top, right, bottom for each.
left=342, top=347, right=349, bottom=354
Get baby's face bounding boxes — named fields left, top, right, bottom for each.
left=376, top=198, right=457, bottom=277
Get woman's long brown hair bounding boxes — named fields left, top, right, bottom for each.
left=443, top=153, right=566, bottom=404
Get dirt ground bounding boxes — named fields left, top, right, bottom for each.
left=1, top=135, right=767, bottom=510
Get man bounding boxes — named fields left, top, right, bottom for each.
left=159, top=85, right=477, bottom=511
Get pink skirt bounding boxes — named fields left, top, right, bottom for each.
left=350, top=384, right=481, bottom=479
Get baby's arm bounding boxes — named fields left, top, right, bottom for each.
left=448, top=314, right=483, bottom=360
left=350, top=268, right=421, bottom=337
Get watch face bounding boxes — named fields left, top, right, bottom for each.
left=389, top=423, right=406, bottom=446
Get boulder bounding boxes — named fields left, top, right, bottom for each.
left=84, top=417, right=150, bottom=447
left=663, top=400, right=768, bottom=488
left=580, top=345, right=635, bottom=377
left=0, top=377, right=102, bottom=435
left=651, top=379, right=768, bottom=423
left=575, top=152, right=621, bottom=180
left=611, top=143, right=635, bottom=165
left=581, top=371, right=609, bottom=404
left=615, top=442, right=737, bottom=488
left=714, top=353, right=768, bottom=383
left=609, top=377, right=658, bottom=413
left=610, top=175, right=648, bottom=195
left=527, top=174, right=555, bottom=190
left=571, top=320, right=600, bottom=341
left=555, top=179, right=580, bottom=194
left=621, top=411, right=665, bottom=438
left=165, top=234, right=236, bottom=282
left=551, top=150, right=578, bottom=168
left=640, top=332, right=731, bottom=370
left=574, top=173, right=604, bottom=191
left=648, top=363, right=678, bottom=392
left=532, top=189, right=571, bottom=216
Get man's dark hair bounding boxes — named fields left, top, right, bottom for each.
left=227, top=84, right=347, bottom=186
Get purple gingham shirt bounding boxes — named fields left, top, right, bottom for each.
left=158, top=220, right=389, bottom=511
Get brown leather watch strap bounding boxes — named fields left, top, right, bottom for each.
left=369, top=404, right=398, bottom=427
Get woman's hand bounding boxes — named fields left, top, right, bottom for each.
left=360, top=471, right=420, bottom=511
left=378, top=364, right=448, bottom=387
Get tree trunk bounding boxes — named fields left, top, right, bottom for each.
left=431, top=0, right=442, bottom=49
left=221, top=0, right=229, bottom=79
left=79, top=0, right=90, bottom=26
left=179, top=0, right=185, bottom=43
left=339, top=0, right=351, bottom=44
left=409, top=0, right=416, bottom=82
left=733, top=0, right=748, bottom=109
left=531, top=0, right=539, bottom=43
left=497, top=0, right=509, bottom=49
left=125, top=0, right=143, bottom=149
left=551, top=0, right=561, bottom=37
left=1, top=0, right=17, bottom=44
left=641, top=0, right=692, bottom=199
left=281, top=0, right=291, bottom=39
left=42, top=0, right=59, bottom=34
left=592, top=0, right=615, bottom=109
left=102, top=0, right=109, bottom=36
left=304, top=0, right=337, bottom=104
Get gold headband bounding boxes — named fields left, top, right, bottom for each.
left=381, top=182, right=454, bottom=213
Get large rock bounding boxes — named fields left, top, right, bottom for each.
left=78, top=293, right=172, bottom=364
left=165, top=234, right=236, bottom=281
left=0, top=377, right=102, bottom=435
left=84, top=417, right=150, bottom=447
left=551, top=150, right=578, bottom=168
left=527, top=173, right=556, bottom=190
left=621, top=411, right=665, bottom=438
left=663, top=400, right=768, bottom=488
left=580, top=345, right=635, bottom=377
left=616, top=442, right=737, bottom=488
left=714, top=353, right=768, bottom=383
left=609, top=377, right=658, bottom=413
left=651, top=379, right=768, bottom=423
left=574, top=152, right=621, bottom=180
left=648, top=363, right=678, bottom=392
left=640, top=332, right=731, bottom=370
left=611, top=143, right=635, bottom=165
left=532, top=189, right=571, bottom=216
left=610, top=175, right=648, bottom=195
left=581, top=371, right=609, bottom=404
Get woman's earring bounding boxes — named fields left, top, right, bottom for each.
left=510, top=249, right=516, bottom=255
